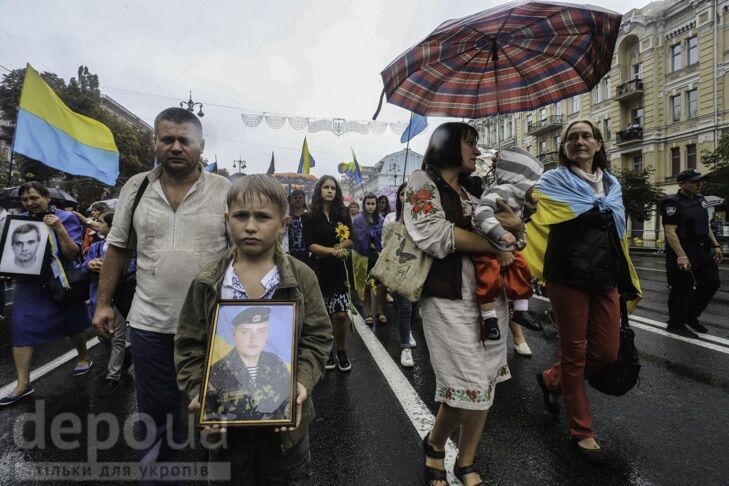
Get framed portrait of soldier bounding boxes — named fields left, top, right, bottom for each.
left=0, top=215, right=50, bottom=278
left=199, top=300, right=299, bottom=427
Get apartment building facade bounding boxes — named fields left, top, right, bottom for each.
left=471, top=0, right=729, bottom=239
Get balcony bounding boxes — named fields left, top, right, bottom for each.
left=616, top=126, right=643, bottom=145
left=615, top=78, right=644, bottom=102
left=527, top=115, right=563, bottom=136
left=538, top=151, right=558, bottom=164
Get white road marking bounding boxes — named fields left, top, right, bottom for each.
left=0, top=337, right=99, bottom=398
left=351, top=312, right=461, bottom=485
left=533, top=295, right=729, bottom=354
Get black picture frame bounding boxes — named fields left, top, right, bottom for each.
left=199, top=300, right=299, bottom=427
left=0, top=215, right=50, bottom=278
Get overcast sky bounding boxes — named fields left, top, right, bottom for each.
left=0, top=0, right=643, bottom=178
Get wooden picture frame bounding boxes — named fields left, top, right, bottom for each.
left=199, top=300, right=299, bottom=427
left=0, top=215, right=50, bottom=278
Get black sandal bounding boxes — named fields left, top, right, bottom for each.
left=422, top=433, right=446, bottom=486
left=454, top=457, right=484, bottom=485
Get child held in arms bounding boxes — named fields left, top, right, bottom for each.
left=472, top=147, right=544, bottom=341
left=175, top=174, right=332, bottom=483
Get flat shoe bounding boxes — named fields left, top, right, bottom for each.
left=73, top=360, right=93, bottom=377
left=0, top=387, right=35, bottom=406
left=422, top=433, right=446, bottom=486
left=572, top=438, right=607, bottom=464
left=513, top=342, right=532, bottom=356
left=536, top=373, right=559, bottom=416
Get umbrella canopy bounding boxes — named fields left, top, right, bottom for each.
left=0, top=186, right=78, bottom=210
left=378, top=1, right=622, bottom=119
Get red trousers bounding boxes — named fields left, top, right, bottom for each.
left=541, top=282, right=620, bottom=439
left=472, top=251, right=533, bottom=305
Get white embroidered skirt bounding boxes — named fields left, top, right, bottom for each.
left=420, top=256, right=511, bottom=410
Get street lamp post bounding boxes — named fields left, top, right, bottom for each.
left=180, top=91, right=204, bottom=117
left=233, top=156, right=246, bottom=173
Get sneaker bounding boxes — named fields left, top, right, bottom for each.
left=400, top=348, right=414, bottom=368
left=99, top=379, right=121, bottom=397
left=686, top=319, right=708, bottom=334
left=512, top=310, right=543, bottom=331
left=336, top=350, right=351, bottom=372
left=481, top=317, right=500, bottom=341
left=666, top=325, right=698, bottom=339
left=409, top=332, right=417, bottom=348
left=325, top=351, right=337, bottom=371
left=0, top=387, right=35, bottom=407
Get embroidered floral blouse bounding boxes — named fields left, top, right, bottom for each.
left=404, top=170, right=478, bottom=260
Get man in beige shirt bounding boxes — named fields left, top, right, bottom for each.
left=92, top=107, right=230, bottom=478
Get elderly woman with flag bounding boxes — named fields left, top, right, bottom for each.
left=524, top=119, right=641, bottom=462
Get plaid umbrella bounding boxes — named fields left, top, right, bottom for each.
left=376, top=1, right=622, bottom=119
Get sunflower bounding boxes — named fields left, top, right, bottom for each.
left=335, top=223, right=350, bottom=242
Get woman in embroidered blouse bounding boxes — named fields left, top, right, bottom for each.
left=533, top=120, right=638, bottom=462
left=404, top=123, right=520, bottom=486
left=352, top=193, right=386, bottom=326
left=303, top=176, right=354, bottom=372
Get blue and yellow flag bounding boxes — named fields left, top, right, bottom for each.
left=337, top=148, right=362, bottom=184
left=12, top=64, right=119, bottom=185
left=297, top=137, right=316, bottom=175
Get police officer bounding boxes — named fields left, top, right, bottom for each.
left=661, top=169, right=723, bottom=338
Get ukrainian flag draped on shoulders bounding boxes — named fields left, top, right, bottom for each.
left=523, top=166, right=642, bottom=311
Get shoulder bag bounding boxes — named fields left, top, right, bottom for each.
left=113, top=176, right=149, bottom=318
left=370, top=221, right=432, bottom=302
left=587, top=297, right=641, bottom=396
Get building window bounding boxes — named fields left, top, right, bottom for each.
left=569, top=96, right=580, bottom=113
left=593, top=85, right=602, bottom=104
left=687, top=144, right=697, bottom=169
left=539, top=140, right=547, bottom=154
left=687, top=89, right=698, bottom=118
left=631, top=107, right=644, bottom=126
left=526, top=114, right=532, bottom=127
left=632, top=154, right=643, bottom=171
left=506, top=120, right=512, bottom=139
left=670, top=147, right=681, bottom=175
left=670, top=95, right=681, bottom=122
left=603, top=76, right=611, bottom=100
left=632, top=63, right=643, bottom=79
left=687, top=36, right=698, bottom=66
left=671, top=44, right=682, bottom=72
left=539, top=108, right=546, bottom=121
left=555, top=102, right=562, bottom=117
left=603, top=118, right=611, bottom=141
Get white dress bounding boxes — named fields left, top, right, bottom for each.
left=404, top=170, right=510, bottom=410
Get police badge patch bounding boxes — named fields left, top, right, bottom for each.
left=666, top=206, right=677, bottom=216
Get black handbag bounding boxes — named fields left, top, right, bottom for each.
left=588, top=298, right=641, bottom=396
left=45, top=263, right=90, bottom=308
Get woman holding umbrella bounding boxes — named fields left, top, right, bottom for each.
left=531, top=120, right=639, bottom=461
left=404, top=122, right=520, bottom=486
left=0, top=181, right=92, bottom=407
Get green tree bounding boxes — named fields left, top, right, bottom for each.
left=616, top=167, right=666, bottom=222
left=0, top=66, right=153, bottom=209
left=700, top=133, right=729, bottom=204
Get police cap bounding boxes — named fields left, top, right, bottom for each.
left=231, top=306, right=271, bottom=327
left=676, top=168, right=707, bottom=182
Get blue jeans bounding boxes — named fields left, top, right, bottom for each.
left=129, top=328, right=185, bottom=486
left=394, top=293, right=416, bottom=348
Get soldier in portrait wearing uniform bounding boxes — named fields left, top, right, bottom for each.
left=207, top=306, right=291, bottom=421
left=661, top=169, right=723, bottom=338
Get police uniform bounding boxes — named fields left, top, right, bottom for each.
left=660, top=170, right=721, bottom=333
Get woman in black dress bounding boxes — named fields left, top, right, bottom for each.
left=303, top=176, right=354, bottom=371
left=287, top=189, right=310, bottom=266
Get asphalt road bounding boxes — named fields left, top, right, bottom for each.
left=0, top=253, right=728, bottom=485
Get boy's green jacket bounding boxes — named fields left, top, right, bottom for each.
left=174, top=248, right=333, bottom=449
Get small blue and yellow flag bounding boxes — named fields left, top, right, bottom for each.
left=337, top=148, right=362, bottom=184
left=12, top=64, right=119, bottom=185
left=297, top=137, right=316, bottom=175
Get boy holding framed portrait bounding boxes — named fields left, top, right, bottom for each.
left=175, top=174, right=332, bottom=484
